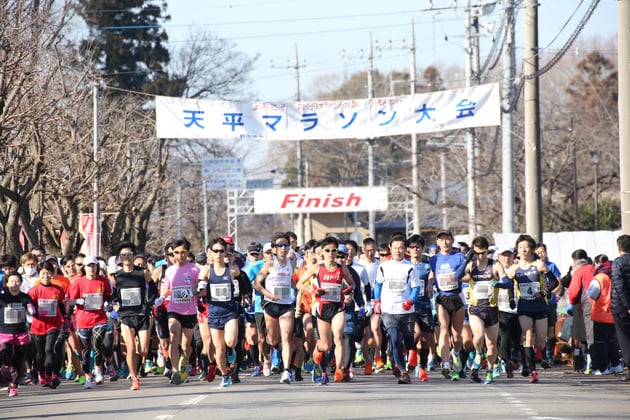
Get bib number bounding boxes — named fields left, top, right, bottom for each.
left=473, top=281, right=493, bottom=300
left=84, top=293, right=103, bottom=311
left=171, top=286, right=193, bottom=303
left=321, top=283, right=341, bottom=302
left=120, top=287, right=142, bottom=307
left=210, top=283, right=230, bottom=302
left=4, top=306, right=25, bottom=324
left=520, top=282, right=540, bottom=300
left=39, top=299, right=58, bottom=317
left=437, top=273, right=458, bottom=291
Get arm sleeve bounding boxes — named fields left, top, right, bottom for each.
left=409, top=286, right=419, bottom=302
left=374, top=281, right=383, bottom=300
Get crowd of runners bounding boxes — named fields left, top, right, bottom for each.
left=1, top=229, right=630, bottom=397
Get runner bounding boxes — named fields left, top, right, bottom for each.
left=406, top=234, right=433, bottom=382
left=429, top=229, right=469, bottom=381
left=358, top=237, right=382, bottom=374
left=67, top=255, right=114, bottom=389
left=0, top=272, right=36, bottom=396
left=254, top=232, right=297, bottom=384
left=157, top=238, right=200, bottom=385
left=463, top=236, right=509, bottom=384
left=111, top=241, right=155, bottom=391
left=298, top=236, right=355, bottom=384
left=506, top=234, right=558, bottom=383
left=372, top=234, right=419, bottom=384
left=28, top=260, right=67, bottom=389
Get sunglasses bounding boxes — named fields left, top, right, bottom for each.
left=274, top=243, right=289, bottom=248
left=120, top=252, right=134, bottom=257
left=166, top=253, right=174, bottom=257
left=408, top=245, right=423, bottom=249
left=212, top=248, right=226, bottom=253
left=323, top=248, right=337, bottom=253
left=475, top=250, right=490, bottom=255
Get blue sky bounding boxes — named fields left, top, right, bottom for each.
left=163, top=0, right=617, bottom=102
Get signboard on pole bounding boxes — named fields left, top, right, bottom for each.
left=201, top=157, right=244, bottom=190
left=253, top=187, right=388, bottom=214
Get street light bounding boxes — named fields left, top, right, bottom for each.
left=591, top=150, right=600, bottom=230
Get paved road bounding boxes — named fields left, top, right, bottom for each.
left=1, top=366, right=629, bottom=419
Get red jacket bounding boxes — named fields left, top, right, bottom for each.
left=568, top=262, right=594, bottom=306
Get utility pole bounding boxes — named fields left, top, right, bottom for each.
left=367, top=32, right=376, bottom=239
left=619, top=0, right=630, bottom=233
left=501, top=0, right=515, bottom=235
left=410, top=21, right=421, bottom=235
left=271, top=45, right=307, bottom=243
left=524, top=1, right=543, bottom=242
left=465, top=0, right=478, bottom=238
left=92, top=79, right=101, bottom=257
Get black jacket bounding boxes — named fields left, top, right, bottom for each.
left=611, top=253, right=630, bottom=318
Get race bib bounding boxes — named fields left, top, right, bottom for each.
left=232, top=279, right=240, bottom=298
left=210, top=283, right=231, bottom=302
left=38, top=299, right=58, bottom=317
left=519, top=282, right=540, bottom=300
left=171, top=286, right=194, bottom=303
left=120, top=287, right=142, bottom=307
left=461, top=287, right=470, bottom=305
left=418, top=279, right=425, bottom=298
left=84, top=293, right=103, bottom=311
left=321, top=283, right=341, bottom=302
left=497, top=289, right=514, bottom=312
left=387, top=279, right=406, bottom=294
left=273, top=286, right=291, bottom=300
left=437, top=272, right=458, bottom=291
left=473, top=281, right=493, bottom=300
left=4, top=306, right=25, bottom=324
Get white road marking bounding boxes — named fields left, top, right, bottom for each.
left=180, top=395, right=208, bottom=406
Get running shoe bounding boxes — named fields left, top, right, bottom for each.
left=43, top=376, right=52, bottom=388
left=484, top=372, right=494, bottom=384
left=392, top=365, right=401, bottom=378
left=427, top=355, right=436, bottom=371
left=94, top=368, right=104, bottom=385
left=317, top=372, right=329, bottom=386
left=262, top=361, right=271, bottom=377
left=492, top=365, right=501, bottom=378
left=472, top=353, right=482, bottom=370
left=251, top=365, right=262, bottom=377
left=8, top=383, right=17, bottom=397
left=23, top=372, right=33, bottom=385
left=354, top=348, right=365, bottom=365
left=313, top=349, right=323, bottom=366
left=206, top=364, right=216, bottom=383
left=334, top=368, right=345, bottom=383
left=295, top=369, right=304, bottom=382
left=180, top=370, right=189, bottom=383
left=540, top=359, right=551, bottom=369
left=374, top=357, right=385, bottom=374
left=76, top=374, right=86, bottom=385
left=418, top=367, right=429, bottom=382
left=466, top=353, right=475, bottom=370
left=280, top=370, right=292, bottom=384
left=154, top=366, right=165, bottom=375
left=347, top=368, right=354, bottom=381
left=144, top=360, right=153, bottom=373
left=451, top=370, right=461, bottom=381
left=364, top=361, right=373, bottom=375
left=398, top=371, right=411, bottom=384
left=312, top=364, right=323, bottom=383
left=64, top=365, right=74, bottom=380
left=51, top=374, right=61, bottom=389
left=452, top=351, right=462, bottom=373
left=593, top=369, right=604, bottom=376
left=227, top=348, right=237, bottom=364
left=220, top=375, right=231, bottom=388
left=441, top=366, right=451, bottom=379
left=609, top=364, right=624, bottom=374
left=471, top=369, right=481, bottom=383
left=304, top=357, right=314, bottom=373
left=529, top=371, right=538, bottom=383
left=170, top=370, right=182, bottom=385
left=505, top=360, right=514, bottom=378
left=384, top=360, right=393, bottom=371
left=84, top=375, right=93, bottom=389
left=271, top=349, right=281, bottom=373
left=130, top=379, right=141, bottom=391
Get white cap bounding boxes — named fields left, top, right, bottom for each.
left=83, top=255, right=99, bottom=266
left=263, top=242, right=272, bottom=252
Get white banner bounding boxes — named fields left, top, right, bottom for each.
left=254, top=187, right=388, bottom=214
left=156, top=83, right=500, bottom=140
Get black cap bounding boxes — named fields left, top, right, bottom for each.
left=195, top=252, right=207, bottom=264
left=436, top=229, right=453, bottom=238
left=247, top=242, right=262, bottom=254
